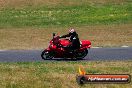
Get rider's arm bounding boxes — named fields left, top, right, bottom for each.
left=60, top=33, right=70, bottom=38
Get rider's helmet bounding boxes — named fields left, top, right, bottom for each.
left=69, top=28, right=76, bottom=33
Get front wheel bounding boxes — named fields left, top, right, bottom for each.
left=75, top=49, right=88, bottom=60
left=41, top=50, right=54, bottom=60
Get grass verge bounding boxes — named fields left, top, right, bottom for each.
left=0, top=24, right=132, bottom=49
left=0, top=61, right=132, bottom=88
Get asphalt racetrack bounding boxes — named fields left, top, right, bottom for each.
left=0, top=47, right=132, bottom=62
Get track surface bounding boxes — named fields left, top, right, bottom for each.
left=0, top=47, right=132, bottom=62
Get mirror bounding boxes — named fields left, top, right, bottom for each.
left=53, top=33, right=55, bottom=36
left=53, top=33, right=56, bottom=38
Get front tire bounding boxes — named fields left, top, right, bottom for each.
left=41, top=50, right=54, bottom=60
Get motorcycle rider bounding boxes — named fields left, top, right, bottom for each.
left=59, top=28, right=80, bottom=52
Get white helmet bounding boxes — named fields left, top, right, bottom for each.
left=69, top=28, right=75, bottom=33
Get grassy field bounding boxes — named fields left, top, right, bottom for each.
left=0, top=61, right=132, bottom=88
left=0, top=0, right=132, bottom=49
left=0, top=2, right=131, bottom=28
left=0, top=1, right=132, bottom=88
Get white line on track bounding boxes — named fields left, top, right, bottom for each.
left=121, top=45, right=129, bottom=48
left=92, top=47, right=102, bottom=48
left=0, top=50, right=7, bottom=51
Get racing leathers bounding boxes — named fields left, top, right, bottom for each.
left=60, top=32, right=80, bottom=51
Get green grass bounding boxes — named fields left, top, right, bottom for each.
left=0, top=61, right=132, bottom=88
left=0, top=3, right=131, bottom=28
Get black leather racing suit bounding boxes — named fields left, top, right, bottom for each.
left=60, top=32, right=80, bottom=51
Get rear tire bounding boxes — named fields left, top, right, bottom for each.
left=41, top=50, right=54, bottom=60
left=75, top=49, right=88, bottom=60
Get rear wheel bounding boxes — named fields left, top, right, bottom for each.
left=41, top=50, right=54, bottom=60
left=75, top=49, right=88, bottom=60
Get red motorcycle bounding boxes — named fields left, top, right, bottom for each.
left=41, top=33, right=91, bottom=60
